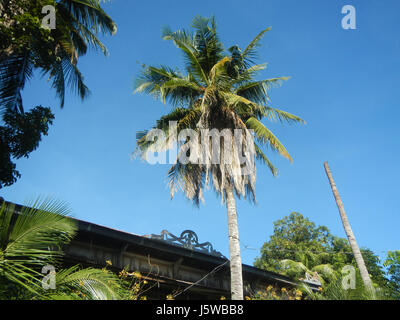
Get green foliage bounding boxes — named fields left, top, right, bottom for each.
left=134, top=16, right=304, bottom=205
left=0, top=198, right=77, bottom=297
left=249, top=285, right=304, bottom=300
left=0, top=0, right=115, bottom=188
left=384, top=250, right=400, bottom=298
left=0, top=0, right=116, bottom=112
left=115, top=268, right=150, bottom=300
left=0, top=106, right=54, bottom=188
left=254, top=212, right=393, bottom=293
left=254, top=212, right=333, bottom=272
left=0, top=198, right=128, bottom=300
left=303, top=273, right=394, bottom=300
left=41, top=265, right=123, bottom=300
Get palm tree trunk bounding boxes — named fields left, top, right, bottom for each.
left=225, top=184, right=244, bottom=300
left=323, top=161, right=373, bottom=290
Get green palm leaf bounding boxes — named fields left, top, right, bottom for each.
left=0, top=0, right=115, bottom=113
left=0, top=52, right=33, bottom=113
left=44, top=265, right=122, bottom=300
left=242, top=27, right=271, bottom=67
left=163, top=33, right=209, bottom=85
left=245, top=117, right=292, bottom=162
left=236, top=77, right=290, bottom=105
left=264, top=107, right=305, bottom=124
left=0, top=198, right=76, bottom=296
left=254, top=143, right=278, bottom=176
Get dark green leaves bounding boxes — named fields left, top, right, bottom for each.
left=162, top=16, right=224, bottom=85
left=0, top=53, right=33, bottom=113
left=0, top=0, right=116, bottom=113
left=0, top=106, right=54, bottom=188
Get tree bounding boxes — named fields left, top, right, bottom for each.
left=323, top=161, right=373, bottom=290
left=0, top=199, right=124, bottom=300
left=0, top=0, right=116, bottom=187
left=384, top=250, right=400, bottom=298
left=254, top=212, right=337, bottom=284
left=254, top=212, right=390, bottom=291
left=0, top=0, right=116, bottom=112
left=254, top=213, right=332, bottom=270
left=0, top=106, right=54, bottom=188
left=134, top=16, right=304, bottom=299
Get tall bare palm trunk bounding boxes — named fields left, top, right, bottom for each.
left=225, top=184, right=244, bottom=300
left=324, top=161, right=373, bottom=290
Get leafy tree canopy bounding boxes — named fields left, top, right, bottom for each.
left=0, top=0, right=116, bottom=113
left=0, top=106, right=54, bottom=188
left=384, top=250, right=400, bottom=297
left=0, top=0, right=115, bottom=188
left=254, top=212, right=390, bottom=290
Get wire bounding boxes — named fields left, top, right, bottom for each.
left=172, top=259, right=230, bottom=298
left=242, top=244, right=356, bottom=255
left=172, top=239, right=394, bottom=298
left=239, top=240, right=393, bottom=256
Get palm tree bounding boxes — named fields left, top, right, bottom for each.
left=0, top=0, right=116, bottom=113
left=323, top=161, right=373, bottom=291
left=302, top=274, right=392, bottom=300
left=134, top=16, right=304, bottom=300
left=0, top=198, right=122, bottom=300
left=279, top=251, right=337, bottom=286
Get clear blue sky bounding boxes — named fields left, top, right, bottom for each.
left=1, top=0, right=399, bottom=266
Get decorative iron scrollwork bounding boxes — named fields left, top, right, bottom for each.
left=301, top=271, right=322, bottom=286
left=148, top=230, right=226, bottom=259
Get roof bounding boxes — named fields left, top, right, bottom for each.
left=3, top=199, right=320, bottom=293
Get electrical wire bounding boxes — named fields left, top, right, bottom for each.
left=172, top=259, right=230, bottom=298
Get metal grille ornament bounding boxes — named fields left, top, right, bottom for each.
left=149, top=230, right=226, bottom=259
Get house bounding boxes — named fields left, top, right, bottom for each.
left=5, top=200, right=320, bottom=299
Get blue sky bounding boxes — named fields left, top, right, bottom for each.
left=1, top=0, right=399, bottom=267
